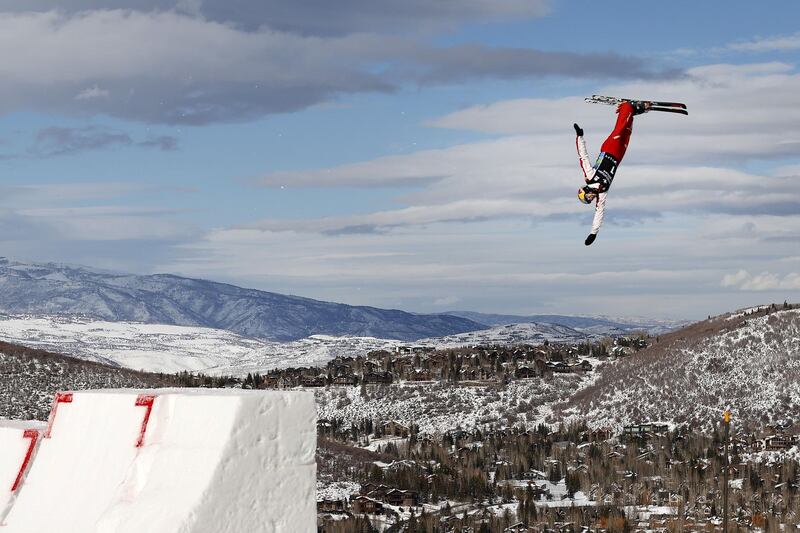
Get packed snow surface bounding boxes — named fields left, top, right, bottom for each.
left=1, top=389, right=316, bottom=533
left=0, top=420, right=45, bottom=519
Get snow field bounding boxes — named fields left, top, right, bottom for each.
left=0, top=314, right=405, bottom=375
left=1, top=388, right=317, bottom=533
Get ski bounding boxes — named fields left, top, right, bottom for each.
left=649, top=106, right=688, bottom=115
left=585, top=95, right=687, bottom=113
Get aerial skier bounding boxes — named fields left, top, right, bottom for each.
left=575, top=96, right=687, bottom=246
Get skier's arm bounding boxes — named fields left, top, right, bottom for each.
left=575, top=128, right=594, bottom=181
left=585, top=192, right=607, bottom=245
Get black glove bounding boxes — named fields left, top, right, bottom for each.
left=584, top=233, right=597, bottom=246
left=574, top=123, right=584, bottom=136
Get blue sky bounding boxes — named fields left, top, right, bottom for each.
left=1, top=0, right=799, bottom=319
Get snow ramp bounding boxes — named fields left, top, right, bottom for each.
left=0, top=420, right=46, bottom=521
left=0, top=389, right=316, bottom=533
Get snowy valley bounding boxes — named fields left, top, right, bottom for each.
left=0, top=314, right=608, bottom=376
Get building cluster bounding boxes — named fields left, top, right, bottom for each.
left=253, top=342, right=606, bottom=390
left=318, top=482, right=421, bottom=520
left=316, top=417, right=800, bottom=532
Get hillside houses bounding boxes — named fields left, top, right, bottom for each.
left=255, top=341, right=604, bottom=390
left=622, top=423, right=670, bottom=439
left=316, top=414, right=800, bottom=533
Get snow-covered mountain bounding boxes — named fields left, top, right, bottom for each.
left=0, top=315, right=595, bottom=376
left=4, top=304, right=795, bottom=435
left=554, top=306, right=800, bottom=431
left=315, top=306, right=799, bottom=434
left=446, top=311, right=685, bottom=335
left=0, top=258, right=483, bottom=341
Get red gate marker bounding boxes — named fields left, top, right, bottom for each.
left=11, top=429, right=39, bottom=492
left=44, top=392, right=74, bottom=439
left=135, top=395, right=156, bottom=448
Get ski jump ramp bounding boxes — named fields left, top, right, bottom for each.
left=0, top=389, right=316, bottom=533
left=0, top=420, right=45, bottom=518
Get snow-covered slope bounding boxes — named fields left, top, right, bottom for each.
left=0, top=258, right=484, bottom=341
left=416, top=322, right=595, bottom=347
left=0, top=315, right=405, bottom=375
left=315, top=307, right=800, bottom=434
left=315, top=370, right=600, bottom=435
left=555, top=307, right=800, bottom=430
left=0, top=341, right=177, bottom=421
left=0, top=316, right=595, bottom=376
left=5, top=305, right=795, bottom=436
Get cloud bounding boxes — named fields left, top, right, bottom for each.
left=727, top=32, right=800, bottom=53
left=0, top=209, right=61, bottom=240
left=431, top=62, right=800, bottom=140
left=0, top=182, right=197, bottom=242
left=433, top=296, right=461, bottom=307
left=75, top=85, right=110, bottom=100
left=175, top=56, right=794, bottom=317
left=0, top=10, right=392, bottom=124
left=0, top=8, right=676, bottom=125
left=159, top=217, right=751, bottom=319
left=398, top=46, right=671, bottom=85
left=0, top=0, right=551, bottom=35
left=245, top=62, right=800, bottom=236
left=242, top=198, right=568, bottom=234
left=137, top=135, right=178, bottom=150
left=9, top=203, right=195, bottom=241
left=31, top=126, right=132, bottom=156
left=27, top=126, right=178, bottom=157
left=250, top=156, right=800, bottom=236
left=0, top=182, right=147, bottom=203
left=722, top=270, right=800, bottom=291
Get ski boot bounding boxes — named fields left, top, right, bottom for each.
left=630, top=100, right=651, bottom=115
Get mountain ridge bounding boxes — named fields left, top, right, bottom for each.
left=553, top=304, right=800, bottom=430
left=0, top=258, right=484, bottom=342
left=446, top=310, right=686, bottom=334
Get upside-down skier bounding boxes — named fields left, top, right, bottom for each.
left=575, top=96, right=687, bottom=246
left=575, top=100, right=647, bottom=246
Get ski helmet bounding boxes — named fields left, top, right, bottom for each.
left=577, top=186, right=595, bottom=204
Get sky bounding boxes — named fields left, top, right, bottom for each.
left=1, top=0, right=799, bottom=320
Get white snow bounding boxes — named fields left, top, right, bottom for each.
left=624, top=505, right=677, bottom=520
left=362, top=436, right=406, bottom=452
left=560, top=309, right=800, bottom=430
left=0, top=314, right=604, bottom=376
left=316, top=356, right=610, bottom=435
left=0, top=421, right=45, bottom=521
left=1, top=389, right=316, bottom=533
left=0, top=314, right=404, bottom=375
left=416, top=322, right=596, bottom=348
left=316, top=481, right=360, bottom=502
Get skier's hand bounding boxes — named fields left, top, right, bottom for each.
left=573, top=123, right=584, bottom=137
left=584, top=234, right=597, bottom=246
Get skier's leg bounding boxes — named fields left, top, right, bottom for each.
left=599, top=101, right=636, bottom=162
